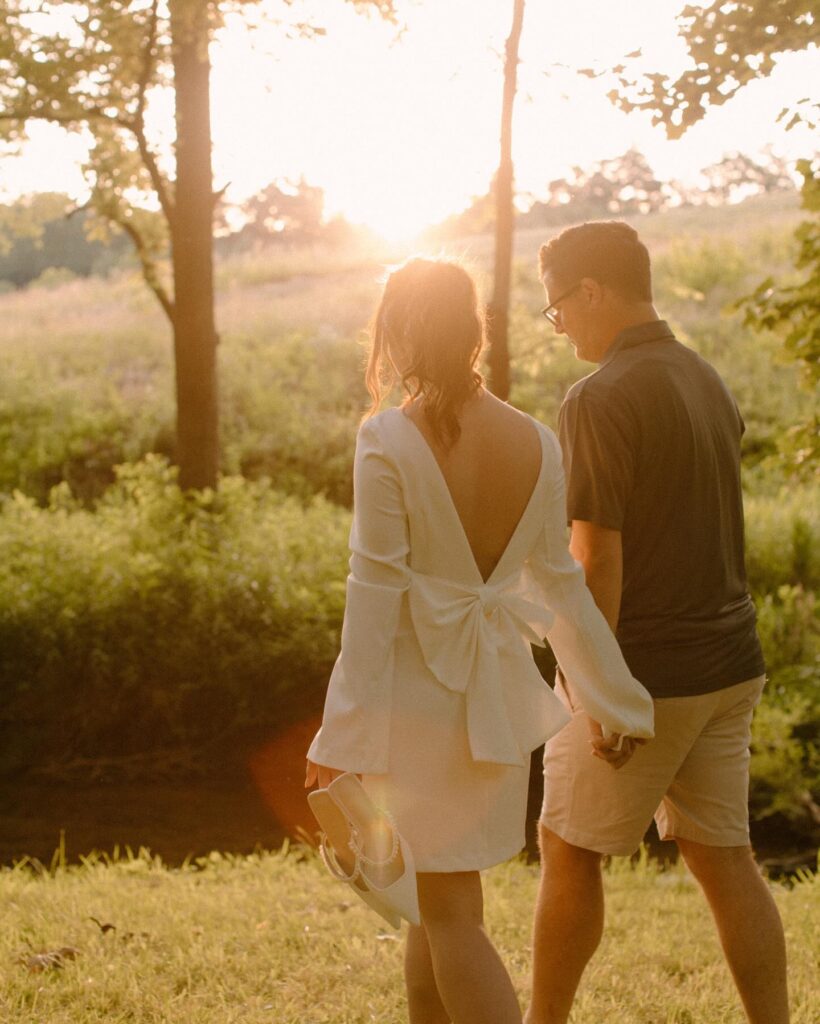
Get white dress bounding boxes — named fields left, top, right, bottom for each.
left=308, top=407, right=654, bottom=872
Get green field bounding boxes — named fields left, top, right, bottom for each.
left=1, top=847, right=817, bottom=1024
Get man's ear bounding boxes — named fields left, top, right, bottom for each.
left=579, top=277, right=604, bottom=309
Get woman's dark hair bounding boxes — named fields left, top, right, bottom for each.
left=366, top=258, right=485, bottom=446
left=539, top=220, right=652, bottom=302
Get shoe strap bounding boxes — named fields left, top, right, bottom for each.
left=319, top=835, right=360, bottom=883
left=348, top=811, right=400, bottom=868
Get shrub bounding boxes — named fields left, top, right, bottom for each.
left=654, top=237, right=751, bottom=302
left=751, top=691, right=819, bottom=828
left=744, top=487, right=820, bottom=595
left=219, top=331, right=367, bottom=506
left=750, top=582, right=820, bottom=833
left=0, top=458, right=350, bottom=772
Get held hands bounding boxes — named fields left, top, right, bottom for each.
left=587, top=719, right=647, bottom=770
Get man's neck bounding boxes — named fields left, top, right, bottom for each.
left=597, top=304, right=660, bottom=361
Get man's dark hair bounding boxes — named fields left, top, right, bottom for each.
left=539, top=220, right=652, bottom=302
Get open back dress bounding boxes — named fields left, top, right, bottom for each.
left=308, top=407, right=654, bottom=872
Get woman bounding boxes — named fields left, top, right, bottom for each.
left=306, top=258, right=653, bottom=1024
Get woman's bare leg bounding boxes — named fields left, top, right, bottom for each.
left=416, top=870, right=522, bottom=1024
left=405, top=923, right=450, bottom=1024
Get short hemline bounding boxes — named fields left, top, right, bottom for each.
left=538, top=816, right=642, bottom=858
left=413, top=838, right=525, bottom=874
left=658, top=820, right=751, bottom=848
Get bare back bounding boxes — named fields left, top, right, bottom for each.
left=405, top=391, right=542, bottom=582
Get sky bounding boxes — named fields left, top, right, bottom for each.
left=0, top=0, right=817, bottom=240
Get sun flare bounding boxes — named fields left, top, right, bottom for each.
left=0, top=0, right=814, bottom=241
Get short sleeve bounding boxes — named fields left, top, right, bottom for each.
left=307, top=418, right=410, bottom=774
left=558, top=388, right=636, bottom=530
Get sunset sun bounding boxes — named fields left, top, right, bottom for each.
left=4, top=0, right=811, bottom=240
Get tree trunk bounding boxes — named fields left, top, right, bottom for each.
left=487, top=0, right=525, bottom=401
left=170, top=0, right=219, bottom=490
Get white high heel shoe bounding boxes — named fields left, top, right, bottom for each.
left=308, top=773, right=420, bottom=928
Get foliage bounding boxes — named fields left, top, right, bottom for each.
left=0, top=454, right=816, bottom=834
left=0, top=1, right=397, bottom=308
left=743, top=485, right=819, bottom=833
left=608, top=3, right=819, bottom=487
left=0, top=1, right=173, bottom=308
left=742, top=159, right=820, bottom=479
left=0, top=200, right=816, bottom=832
left=0, top=261, right=376, bottom=505
left=0, top=190, right=68, bottom=254
left=220, top=331, right=365, bottom=506
left=219, top=178, right=327, bottom=251
left=0, top=193, right=130, bottom=287
left=697, top=148, right=797, bottom=205
left=752, top=585, right=819, bottom=830
left=0, top=458, right=350, bottom=772
left=611, top=1, right=820, bottom=138
left=0, top=0, right=398, bottom=489
left=0, top=849, right=817, bottom=1023
left=751, top=691, right=819, bottom=826
left=744, top=488, right=819, bottom=594
left=513, top=148, right=797, bottom=235
left=537, top=148, right=669, bottom=217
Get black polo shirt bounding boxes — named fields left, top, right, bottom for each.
left=558, top=320, right=765, bottom=698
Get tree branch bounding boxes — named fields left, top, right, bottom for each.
left=132, top=0, right=175, bottom=225
left=0, top=101, right=174, bottom=229
left=116, top=216, right=176, bottom=326
left=136, top=0, right=162, bottom=122
left=132, top=123, right=175, bottom=226
left=0, top=106, right=131, bottom=130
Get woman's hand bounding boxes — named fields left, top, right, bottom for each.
left=304, top=759, right=352, bottom=789
left=587, top=719, right=647, bottom=770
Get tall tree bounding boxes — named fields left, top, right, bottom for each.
left=170, top=0, right=218, bottom=490
left=486, top=0, right=525, bottom=401
left=0, top=0, right=395, bottom=489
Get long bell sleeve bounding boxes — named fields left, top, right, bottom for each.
left=528, top=435, right=654, bottom=741
left=307, top=418, right=410, bottom=774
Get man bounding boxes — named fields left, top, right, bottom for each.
left=527, top=221, right=789, bottom=1024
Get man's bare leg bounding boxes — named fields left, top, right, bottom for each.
left=525, top=827, right=604, bottom=1024
left=676, top=839, right=789, bottom=1024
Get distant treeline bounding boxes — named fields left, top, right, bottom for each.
left=0, top=196, right=131, bottom=288
left=0, top=147, right=797, bottom=289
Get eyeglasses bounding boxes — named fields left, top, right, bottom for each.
left=540, top=282, right=581, bottom=328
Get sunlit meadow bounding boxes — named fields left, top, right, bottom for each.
left=1, top=846, right=817, bottom=1024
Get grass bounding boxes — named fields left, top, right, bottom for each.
left=0, top=191, right=811, bottom=509
left=0, top=845, right=817, bottom=1023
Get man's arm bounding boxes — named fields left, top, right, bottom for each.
left=569, top=519, right=641, bottom=768
left=569, top=519, right=623, bottom=632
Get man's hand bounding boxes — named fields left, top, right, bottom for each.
left=304, top=759, right=352, bottom=789
left=587, top=719, right=646, bottom=770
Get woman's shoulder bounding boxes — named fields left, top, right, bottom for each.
left=354, top=408, right=410, bottom=466
left=356, top=406, right=403, bottom=442
left=524, top=413, right=562, bottom=460
left=495, top=402, right=561, bottom=467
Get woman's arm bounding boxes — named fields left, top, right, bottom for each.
left=306, top=418, right=410, bottom=779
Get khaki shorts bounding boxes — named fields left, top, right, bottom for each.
left=540, top=674, right=766, bottom=856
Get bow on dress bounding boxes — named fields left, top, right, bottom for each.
left=408, top=568, right=570, bottom=767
